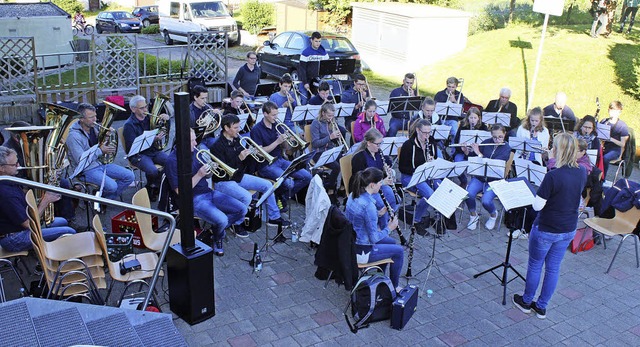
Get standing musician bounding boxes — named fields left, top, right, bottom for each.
left=543, top=92, right=577, bottom=122
left=190, top=85, right=221, bottom=146
left=574, top=115, right=601, bottom=151
left=484, top=87, right=520, bottom=131
left=353, top=99, right=386, bottom=143
left=124, top=95, right=170, bottom=194
left=434, top=77, right=466, bottom=138
left=251, top=101, right=312, bottom=211
left=0, top=146, right=76, bottom=252
left=465, top=124, right=512, bottom=231
left=232, top=51, right=261, bottom=97
left=600, top=100, right=630, bottom=176
left=350, top=128, right=398, bottom=229
left=515, top=107, right=549, bottom=165
left=310, top=103, right=346, bottom=194
left=165, top=129, right=247, bottom=256
left=209, top=114, right=290, bottom=228
left=269, top=74, right=297, bottom=128
left=308, top=81, right=333, bottom=106
left=398, top=119, right=439, bottom=233
left=346, top=167, right=403, bottom=291
left=66, top=103, right=134, bottom=201
left=298, top=31, right=329, bottom=99
left=453, top=107, right=487, bottom=187
left=341, top=74, right=370, bottom=135
left=387, top=73, right=417, bottom=137
left=618, top=0, right=639, bottom=34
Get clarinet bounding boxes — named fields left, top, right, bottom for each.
left=404, top=224, right=417, bottom=277
left=384, top=162, right=402, bottom=204
left=380, top=192, right=407, bottom=246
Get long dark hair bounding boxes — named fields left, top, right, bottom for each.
left=351, top=167, right=383, bottom=199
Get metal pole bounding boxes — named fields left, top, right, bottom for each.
left=528, top=13, right=549, bottom=111
left=174, top=91, right=196, bottom=250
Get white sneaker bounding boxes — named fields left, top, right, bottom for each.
left=510, top=229, right=522, bottom=238
left=467, top=215, right=479, bottom=230
left=485, top=215, right=498, bottom=230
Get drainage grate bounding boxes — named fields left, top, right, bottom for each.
left=0, top=301, right=39, bottom=346
left=32, top=307, right=93, bottom=347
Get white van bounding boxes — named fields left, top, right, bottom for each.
left=158, top=0, right=239, bottom=45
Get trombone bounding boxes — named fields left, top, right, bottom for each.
left=275, top=119, right=307, bottom=149
left=330, top=119, right=348, bottom=150
left=195, top=149, right=237, bottom=179
left=239, top=137, right=275, bottom=164
left=457, top=78, right=465, bottom=104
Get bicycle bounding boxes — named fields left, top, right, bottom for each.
left=72, top=21, right=95, bottom=36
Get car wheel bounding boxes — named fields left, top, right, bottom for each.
left=143, top=19, right=150, bottom=28
left=164, top=30, right=174, bottom=45
left=96, top=25, right=102, bottom=34
left=115, top=26, right=120, bottom=33
left=290, top=70, right=299, bottom=81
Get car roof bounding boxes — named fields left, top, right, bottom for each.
left=135, top=5, right=157, bottom=9
left=101, top=10, right=129, bottom=14
left=279, top=31, right=347, bottom=40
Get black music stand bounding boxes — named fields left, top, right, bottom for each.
left=473, top=177, right=535, bottom=305
left=318, top=59, right=357, bottom=76
left=388, top=96, right=424, bottom=116
left=544, top=116, right=575, bottom=134
left=254, top=83, right=278, bottom=98
left=513, top=158, right=547, bottom=187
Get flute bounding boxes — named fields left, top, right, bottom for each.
left=449, top=143, right=506, bottom=148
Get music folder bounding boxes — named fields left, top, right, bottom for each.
left=426, top=178, right=468, bottom=218
left=596, top=122, right=611, bottom=140
left=488, top=177, right=536, bottom=211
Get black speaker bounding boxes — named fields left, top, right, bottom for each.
left=167, top=240, right=215, bottom=325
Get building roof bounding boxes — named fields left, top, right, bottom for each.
left=0, top=2, right=70, bottom=19
left=350, top=2, right=472, bottom=18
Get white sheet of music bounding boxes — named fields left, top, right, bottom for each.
left=426, top=178, right=468, bottom=218
left=292, top=104, right=321, bottom=122
left=407, top=161, right=434, bottom=188
left=488, top=179, right=535, bottom=210
left=482, top=112, right=511, bottom=126
left=375, top=100, right=389, bottom=115
left=432, top=124, right=452, bottom=140
left=514, top=158, right=547, bottom=186
left=467, top=156, right=506, bottom=179
left=596, top=122, right=611, bottom=140
left=430, top=158, right=457, bottom=179
left=379, top=136, right=408, bottom=156
left=255, top=107, right=287, bottom=124
left=459, top=130, right=492, bottom=145
left=587, top=149, right=597, bottom=166
left=334, top=103, right=355, bottom=118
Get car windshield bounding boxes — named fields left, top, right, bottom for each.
left=190, top=2, right=230, bottom=18
left=321, top=37, right=356, bottom=53
left=112, top=12, right=135, bottom=20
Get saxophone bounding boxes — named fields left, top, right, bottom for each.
left=149, top=92, right=171, bottom=150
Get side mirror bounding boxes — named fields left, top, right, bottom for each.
left=263, top=40, right=271, bottom=46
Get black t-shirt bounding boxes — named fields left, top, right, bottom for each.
left=536, top=166, right=587, bottom=233
left=0, top=182, right=28, bottom=235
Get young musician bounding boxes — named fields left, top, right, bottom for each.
left=269, top=74, right=297, bottom=128
left=341, top=74, right=370, bottom=134
left=310, top=103, right=346, bottom=193
left=434, top=77, right=466, bottom=138
left=600, top=100, right=630, bottom=176
left=346, top=167, right=403, bottom=290
left=299, top=31, right=329, bottom=99
left=210, top=114, right=290, bottom=228
left=165, top=129, right=247, bottom=255
left=224, top=90, right=254, bottom=132
left=308, top=81, right=333, bottom=106
left=351, top=128, right=398, bottom=229
left=484, top=87, right=520, bottom=130
left=0, top=146, right=76, bottom=252
left=232, top=51, right=261, bottom=97
left=353, top=100, right=385, bottom=143
left=515, top=107, right=549, bottom=165
left=513, top=134, right=587, bottom=319
left=542, top=92, right=576, bottom=121
left=574, top=115, right=601, bottom=151
left=123, top=95, right=170, bottom=194
left=453, top=107, right=487, bottom=187
left=410, top=97, right=437, bottom=127
left=66, top=103, right=134, bottom=200
left=465, top=124, right=512, bottom=231
left=251, top=102, right=312, bottom=210
left=398, top=119, right=438, bottom=231
left=387, top=73, right=417, bottom=137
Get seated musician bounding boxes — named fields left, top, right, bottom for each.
left=453, top=107, right=487, bottom=187
left=308, top=81, right=333, bottom=106
left=224, top=90, right=254, bottom=133
left=409, top=97, right=437, bottom=127
left=66, top=103, right=134, bottom=201
left=269, top=74, right=297, bottom=128
left=345, top=167, right=403, bottom=291
left=351, top=128, right=398, bottom=229
left=398, top=119, right=439, bottom=233
left=0, top=146, right=76, bottom=252
left=310, top=103, right=347, bottom=194
left=574, top=115, right=601, bottom=152
left=515, top=107, right=549, bottom=165
left=465, top=124, right=512, bottom=231
left=251, top=101, right=312, bottom=211
left=341, top=74, right=370, bottom=134
left=165, top=129, right=247, bottom=256
left=484, top=87, right=520, bottom=131
left=209, top=114, right=290, bottom=228
left=434, top=77, right=466, bottom=138
left=387, top=73, right=417, bottom=137
left=600, top=100, right=629, bottom=176
left=232, top=51, right=261, bottom=98
left=543, top=92, right=577, bottom=121
left=353, top=100, right=386, bottom=143
left=189, top=85, right=220, bottom=147
left=124, top=95, right=170, bottom=196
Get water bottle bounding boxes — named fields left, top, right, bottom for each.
left=291, top=222, right=299, bottom=242
left=426, top=289, right=433, bottom=298
left=254, top=250, right=263, bottom=272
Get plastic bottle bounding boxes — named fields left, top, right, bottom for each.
left=254, top=250, right=263, bottom=272
left=291, top=222, right=299, bottom=242
left=426, top=289, right=433, bottom=298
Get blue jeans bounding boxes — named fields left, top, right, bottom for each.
left=443, top=119, right=459, bottom=138
left=257, top=157, right=312, bottom=199
left=387, top=117, right=409, bottom=137
left=193, top=191, right=246, bottom=237
left=129, top=151, right=168, bottom=185
left=0, top=217, right=76, bottom=252
left=215, top=174, right=281, bottom=220
left=400, top=174, right=437, bottom=223
left=356, top=236, right=404, bottom=288
left=82, top=164, right=135, bottom=200
left=454, top=152, right=468, bottom=187
left=371, top=185, right=398, bottom=230
left=523, top=223, right=576, bottom=310
left=465, top=177, right=497, bottom=215
left=602, top=147, right=621, bottom=177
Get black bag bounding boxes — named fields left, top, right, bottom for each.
left=391, top=284, right=419, bottom=330
left=344, top=266, right=396, bottom=333
left=243, top=198, right=262, bottom=232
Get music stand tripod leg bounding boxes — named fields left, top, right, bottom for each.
left=418, top=215, right=455, bottom=292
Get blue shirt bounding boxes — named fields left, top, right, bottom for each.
left=269, top=91, right=297, bottom=126
left=250, top=120, right=282, bottom=159
left=164, top=149, right=211, bottom=197
left=536, top=166, right=587, bottom=233
left=341, top=86, right=369, bottom=118
left=299, top=45, right=329, bottom=85
left=346, top=192, right=390, bottom=245
left=0, top=181, right=28, bottom=235
left=601, top=118, right=629, bottom=153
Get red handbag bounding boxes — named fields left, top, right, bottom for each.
left=571, top=227, right=594, bottom=253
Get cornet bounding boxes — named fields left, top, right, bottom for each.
left=196, top=149, right=236, bottom=179
left=239, top=137, right=275, bottom=164
left=275, top=119, right=307, bottom=149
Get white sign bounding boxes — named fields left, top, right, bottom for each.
left=533, top=0, right=565, bottom=16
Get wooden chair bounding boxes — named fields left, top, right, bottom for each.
left=339, top=154, right=353, bottom=196
left=585, top=207, right=640, bottom=273
left=0, top=246, right=29, bottom=302
left=132, top=188, right=182, bottom=252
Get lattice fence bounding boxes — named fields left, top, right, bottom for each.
left=93, top=34, right=139, bottom=93
left=187, top=32, right=227, bottom=84
left=0, top=37, right=36, bottom=99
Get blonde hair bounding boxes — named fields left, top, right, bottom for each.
left=357, top=128, right=383, bottom=153
left=522, top=107, right=546, bottom=132
left=553, top=133, right=579, bottom=168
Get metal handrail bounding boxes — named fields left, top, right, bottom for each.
left=0, top=176, right=175, bottom=311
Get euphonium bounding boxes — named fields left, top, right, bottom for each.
left=149, top=92, right=171, bottom=150
left=239, top=137, right=275, bottom=164
left=196, top=107, right=221, bottom=137
left=275, top=119, right=307, bottom=149
left=196, top=149, right=236, bottom=179
left=97, top=100, right=123, bottom=164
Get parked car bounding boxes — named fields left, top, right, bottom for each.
left=257, top=31, right=361, bottom=81
left=133, top=5, right=159, bottom=28
left=158, top=0, right=240, bottom=46
left=95, top=11, right=142, bottom=34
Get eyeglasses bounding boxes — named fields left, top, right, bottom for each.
left=371, top=141, right=383, bottom=146
left=1, top=162, right=19, bottom=167
left=581, top=125, right=593, bottom=130
left=492, top=135, right=505, bottom=140
left=136, top=104, right=148, bottom=109
left=247, top=57, right=257, bottom=60
left=356, top=82, right=366, bottom=87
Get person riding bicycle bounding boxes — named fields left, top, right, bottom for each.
left=74, top=11, right=86, bottom=29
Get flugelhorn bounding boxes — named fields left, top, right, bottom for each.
left=196, top=149, right=236, bottom=179
left=275, top=119, right=307, bottom=149
left=239, top=137, right=275, bottom=164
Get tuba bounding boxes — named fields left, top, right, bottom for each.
left=239, top=137, right=275, bottom=164
left=97, top=101, right=124, bottom=164
left=275, top=119, right=307, bottom=149
left=149, top=92, right=171, bottom=150
left=195, top=149, right=236, bottom=179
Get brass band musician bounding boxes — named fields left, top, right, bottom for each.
left=310, top=103, right=346, bottom=195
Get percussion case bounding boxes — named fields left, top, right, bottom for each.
left=391, top=284, right=419, bottom=330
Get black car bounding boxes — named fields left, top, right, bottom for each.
left=96, top=11, right=142, bottom=34
left=132, top=5, right=159, bottom=28
left=257, top=31, right=361, bottom=81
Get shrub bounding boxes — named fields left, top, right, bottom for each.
left=138, top=53, right=183, bottom=78
left=53, top=0, right=83, bottom=15
left=241, top=0, right=275, bottom=35
left=141, top=24, right=160, bottom=35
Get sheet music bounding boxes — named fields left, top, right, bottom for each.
left=488, top=179, right=535, bottom=210
left=482, top=112, right=511, bottom=126
left=459, top=130, right=492, bottom=145
left=292, top=104, right=321, bottom=122
left=312, top=145, right=344, bottom=169
left=587, top=149, right=597, bottom=166
left=345, top=142, right=361, bottom=156
left=509, top=136, right=544, bottom=153
left=452, top=161, right=468, bottom=176
left=467, top=156, right=506, bottom=179
left=70, top=144, right=100, bottom=179
left=430, top=158, right=457, bottom=179
left=434, top=102, right=462, bottom=118
left=596, top=122, right=611, bottom=140
left=514, top=158, right=547, bottom=186
left=255, top=107, right=287, bottom=124
left=237, top=113, right=250, bottom=130
left=426, top=178, right=468, bottom=218
left=127, top=129, right=159, bottom=158
left=334, top=103, right=355, bottom=118
left=375, top=100, right=389, bottom=115
left=407, top=161, right=435, bottom=188
left=432, top=125, right=452, bottom=140
left=379, top=136, right=408, bottom=156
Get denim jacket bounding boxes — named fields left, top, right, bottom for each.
left=345, top=192, right=389, bottom=245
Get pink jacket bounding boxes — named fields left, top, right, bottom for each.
left=353, top=112, right=386, bottom=142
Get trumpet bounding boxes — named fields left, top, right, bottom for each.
left=196, top=108, right=221, bottom=137
left=196, top=149, right=237, bottom=179
left=239, top=137, right=275, bottom=164
left=330, top=119, right=347, bottom=150
left=275, top=119, right=307, bottom=149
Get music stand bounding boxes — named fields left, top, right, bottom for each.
left=126, top=129, right=159, bottom=158
left=514, top=158, right=547, bottom=186
left=482, top=112, right=511, bottom=127
left=375, top=100, right=390, bottom=116
left=432, top=125, right=452, bottom=141
left=474, top=177, right=535, bottom=305
left=318, top=59, right=357, bottom=76
left=312, top=145, right=343, bottom=170
left=388, top=96, right=424, bottom=116
left=405, top=161, right=435, bottom=189
left=334, top=103, right=355, bottom=119
left=236, top=113, right=250, bottom=131
left=544, top=116, right=575, bottom=134
left=193, top=125, right=208, bottom=143
left=596, top=123, right=611, bottom=140
left=509, top=137, right=544, bottom=156
left=379, top=137, right=407, bottom=157
left=458, top=130, right=491, bottom=146
left=435, top=103, right=463, bottom=122
left=69, top=144, right=101, bottom=180
left=254, top=83, right=278, bottom=98
left=255, top=107, right=287, bottom=124
left=345, top=142, right=361, bottom=156
left=292, top=104, right=321, bottom=123
left=251, top=175, right=294, bottom=262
